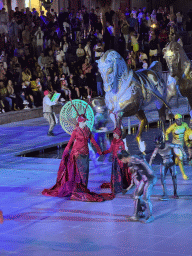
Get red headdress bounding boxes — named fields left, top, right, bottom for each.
left=69, top=91, right=92, bottom=124
left=113, top=127, right=122, bottom=137
left=77, top=114, right=88, bottom=123
left=44, top=90, right=49, bottom=96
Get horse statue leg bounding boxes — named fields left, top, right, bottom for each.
left=135, top=110, right=148, bottom=144
left=157, top=104, right=167, bottom=137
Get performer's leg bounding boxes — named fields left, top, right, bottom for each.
left=188, top=147, right=192, bottom=165
left=170, top=165, right=179, bottom=198
left=128, top=181, right=144, bottom=221
left=142, top=179, right=156, bottom=223
left=175, top=156, right=188, bottom=180
left=48, top=114, right=56, bottom=134
left=160, top=165, right=169, bottom=200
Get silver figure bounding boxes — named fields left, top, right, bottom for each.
left=118, top=151, right=157, bottom=223
left=149, top=135, right=186, bottom=200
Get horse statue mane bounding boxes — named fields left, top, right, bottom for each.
left=97, top=50, right=133, bottom=112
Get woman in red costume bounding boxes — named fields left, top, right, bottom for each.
left=42, top=114, right=113, bottom=202
left=101, top=128, right=131, bottom=194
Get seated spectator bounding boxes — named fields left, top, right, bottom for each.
left=94, top=29, right=103, bottom=41
left=22, top=67, right=32, bottom=84
left=53, top=75, right=61, bottom=92
left=142, top=59, right=148, bottom=69
left=33, top=65, right=44, bottom=85
left=84, top=41, right=92, bottom=63
left=0, top=80, right=6, bottom=112
left=35, top=27, right=44, bottom=57
left=6, top=80, right=19, bottom=110
left=54, top=46, right=64, bottom=64
left=76, top=43, right=85, bottom=64
left=82, top=58, right=92, bottom=76
left=44, top=75, right=53, bottom=91
left=68, top=73, right=80, bottom=99
left=158, top=27, right=168, bottom=49
left=121, top=18, right=130, bottom=51
left=13, top=80, right=27, bottom=109
left=60, top=74, right=70, bottom=100
left=46, top=50, right=54, bottom=68
left=127, top=51, right=136, bottom=70
left=62, top=40, right=69, bottom=61
left=0, top=61, right=6, bottom=81
left=62, top=61, right=70, bottom=77
left=30, top=77, right=43, bottom=107
left=93, top=41, right=104, bottom=61
left=22, top=25, right=31, bottom=46
left=139, top=51, right=148, bottom=62
left=77, top=71, right=90, bottom=98
left=49, top=62, right=57, bottom=81
left=130, top=31, right=139, bottom=55
left=63, top=18, right=70, bottom=34
left=38, top=52, right=46, bottom=70
left=21, top=81, right=34, bottom=108
left=149, top=31, right=160, bottom=64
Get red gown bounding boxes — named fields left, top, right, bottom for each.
left=101, top=138, right=131, bottom=193
left=42, top=126, right=114, bottom=201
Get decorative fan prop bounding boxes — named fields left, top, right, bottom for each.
left=59, top=99, right=95, bottom=135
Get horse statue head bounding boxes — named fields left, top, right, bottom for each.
left=163, top=41, right=190, bottom=77
left=96, top=50, right=129, bottom=94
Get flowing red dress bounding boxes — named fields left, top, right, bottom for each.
left=42, top=126, right=114, bottom=201
left=101, top=138, right=131, bottom=194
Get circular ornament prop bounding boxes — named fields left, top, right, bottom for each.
left=60, top=99, right=94, bottom=135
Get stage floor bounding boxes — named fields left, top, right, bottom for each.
left=0, top=99, right=192, bottom=256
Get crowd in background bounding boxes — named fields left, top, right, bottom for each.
left=0, top=4, right=192, bottom=113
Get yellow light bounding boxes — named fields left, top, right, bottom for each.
left=165, top=50, right=174, bottom=57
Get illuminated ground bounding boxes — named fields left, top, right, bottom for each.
left=0, top=98, right=192, bottom=256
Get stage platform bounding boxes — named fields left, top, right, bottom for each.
left=0, top=96, right=192, bottom=256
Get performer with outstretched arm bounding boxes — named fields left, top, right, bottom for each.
left=118, top=150, right=157, bottom=223
left=101, top=128, right=131, bottom=194
left=42, top=113, right=114, bottom=202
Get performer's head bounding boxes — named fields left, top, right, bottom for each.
left=44, top=90, right=50, bottom=96
left=78, top=114, right=88, bottom=129
left=154, top=135, right=165, bottom=149
left=44, top=90, right=53, bottom=98
left=113, top=127, right=122, bottom=139
left=117, top=150, right=130, bottom=163
left=174, top=113, right=182, bottom=126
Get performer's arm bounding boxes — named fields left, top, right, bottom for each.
left=149, top=148, right=158, bottom=166
left=184, top=130, right=190, bottom=147
left=102, top=142, right=113, bottom=155
left=90, top=133, right=102, bottom=155
left=44, top=97, right=56, bottom=106
left=63, top=130, right=76, bottom=156
left=165, top=124, right=174, bottom=141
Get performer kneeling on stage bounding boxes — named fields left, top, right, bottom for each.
left=149, top=135, right=187, bottom=200
left=118, top=150, right=157, bottom=223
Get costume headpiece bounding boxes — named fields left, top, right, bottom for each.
left=113, top=127, right=122, bottom=137
left=77, top=114, right=88, bottom=123
left=154, top=135, right=164, bottom=144
left=44, top=90, right=50, bottom=96
left=69, top=91, right=92, bottom=124
left=174, top=113, right=182, bottom=120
